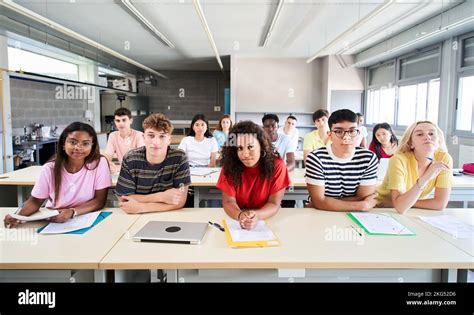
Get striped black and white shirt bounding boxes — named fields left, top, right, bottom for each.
left=116, top=146, right=191, bottom=196
left=305, top=145, right=378, bottom=198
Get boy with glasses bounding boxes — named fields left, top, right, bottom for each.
left=305, top=109, right=378, bottom=211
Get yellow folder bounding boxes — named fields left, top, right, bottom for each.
left=222, top=219, right=280, bottom=248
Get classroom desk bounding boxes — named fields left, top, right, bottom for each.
left=0, top=208, right=138, bottom=282
left=99, top=208, right=473, bottom=283
left=295, top=150, right=304, bottom=168
left=2, top=166, right=474, bottom=208
left=407, top=208, right=474, bottom=257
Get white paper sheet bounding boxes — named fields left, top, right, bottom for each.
left=190, top=168, right=219, bottom=177
left=226, top=219, right=275, bottom=241
left=39, top=212, right=101, bottom=234
left=350, top=212, right=414, bottom=235
left=10, top=209, right=59, bottom=222
left=418, top=215, right=474, bottom=239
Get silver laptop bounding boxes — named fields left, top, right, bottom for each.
left=133, top=221, right=208, bottom=245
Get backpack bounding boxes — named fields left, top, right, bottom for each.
left=462, top=163, right=474, bottom=175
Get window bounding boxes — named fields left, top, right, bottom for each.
left=8, top=47, right=78, bottom=81
left=456, top=75, right=474, bottom=132
left=365, top=46, right=441, bottom=128
left=366, top=87, right=395, bottom=125
left=455, top=33, right=474, bottom=135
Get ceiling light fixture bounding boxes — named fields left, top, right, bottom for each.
left=306, top=0, right=394, bottom=63
left=120, top=0, right=175, bottom=48
left=0, top=0, right=167, bottom=79
left=261, top=0, right=284, bottom=47
left=193, top=0, right=224, bottom=71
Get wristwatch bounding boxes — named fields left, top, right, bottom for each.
left=70, top=208, right=78, bottom=218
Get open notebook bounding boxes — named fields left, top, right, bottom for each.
left=222, top=219, right=280, bottom=248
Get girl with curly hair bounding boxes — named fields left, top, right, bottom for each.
left=216, top=121, right=290, bottom=230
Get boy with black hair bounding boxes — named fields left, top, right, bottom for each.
left=305, top=109, right=378, bottom=211
left=262, top=113, right=295, bottom=171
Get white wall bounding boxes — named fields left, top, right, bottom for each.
left=326, top=55, right=365, bottom=111
left=232, top=57, right=321, bottom=113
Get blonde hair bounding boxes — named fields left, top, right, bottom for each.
left=143, top=113, right=173, bottom=134
left=397, top=121, right=447, bottom=154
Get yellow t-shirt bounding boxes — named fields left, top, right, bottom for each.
left=376, top=150, right=453, bottom=202
left=303, top=130, right=330, bottom=152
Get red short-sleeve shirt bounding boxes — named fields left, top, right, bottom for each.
left=217, top=157, right=290, bottom=209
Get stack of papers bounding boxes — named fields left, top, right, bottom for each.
left=190, top=168, right=219, bottom=177
left=38, top=211, right=111, bottom=235
left=348, top=212, right=415, bottom=236
left=10, top=209, right=59, bottom=222
left=223, top=219, right=280, bottom=248
left=418, top=215, right=474, bottom=239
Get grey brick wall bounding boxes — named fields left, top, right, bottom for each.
left=138, top=70, right=230, bottom=121
left=10, top=78, right=87, bottom=129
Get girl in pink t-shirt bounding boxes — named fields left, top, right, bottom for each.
left=4, top=122, right=112, bottom=228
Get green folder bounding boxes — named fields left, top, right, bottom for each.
left=347, top=212, right=416, bottom=236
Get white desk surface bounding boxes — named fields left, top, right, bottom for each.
left=99, top=208, right=474, bottom=270
left=407, top=208, right=474, bottom=257
left=0, top=208, right=139, bottom=269
left=1, top=166, right=472, bottom=190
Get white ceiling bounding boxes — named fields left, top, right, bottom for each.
left=14, top=0, right=463, bottom=71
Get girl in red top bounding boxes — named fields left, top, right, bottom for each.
left=369, top=123, right=398, bottom=160
left=217, top=121, right=290, bottom=230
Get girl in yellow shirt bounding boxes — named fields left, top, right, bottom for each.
left=376, top=121, right=453, bottom=214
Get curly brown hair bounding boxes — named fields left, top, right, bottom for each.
left=142, top=113, right=173, bottom=134
left=221, top=121, right=278, bottom=187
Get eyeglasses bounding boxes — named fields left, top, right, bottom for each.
left=66, top=139, right=93, bottom=148
left=331, top=128, right=360, bottom=138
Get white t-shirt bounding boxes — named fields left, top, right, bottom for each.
left=356, top=126, right=368, bottom=147
left=278, top=127, right=299, bottom=151
left=273, top=133, right=295, bottom=162
left=178, top=136, right=218, bottom=167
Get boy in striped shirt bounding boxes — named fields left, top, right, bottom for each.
left=115, top=113, right=191, bottom=214
left=305, top=109, right=378, bottom=211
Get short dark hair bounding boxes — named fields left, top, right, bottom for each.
left=114, top=107, right=132, bottom=119
left=188, top=114, right=213, bottom=138
left=312, top=109, right=329, bottom=122
left=356, top=112, right=364, bottom=118
left=328, top=109, right=357, bottom=129
left=286, top=115, right=297, bottom=121
left=262, top=113, right=279, bottom=124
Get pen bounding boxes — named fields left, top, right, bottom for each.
left=7, top=205, right=23, bottom=229
left=350, top=225, right=362, bottom=237
left=208, top=221, right=225, bottom=232
left=426, top=157, right=433, bottom=161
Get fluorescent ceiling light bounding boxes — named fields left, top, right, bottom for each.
left=120, top=0, right=175, bottom=48
left=261, top=0, right=284, bottom=47
left=193, top=0, right=224, bottom=71
left=306, top=0, right=394, bottom=63
left=0, top=0, right=167, bottom=79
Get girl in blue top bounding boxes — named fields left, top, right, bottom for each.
left=213, top=115, right=233, bottom=150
